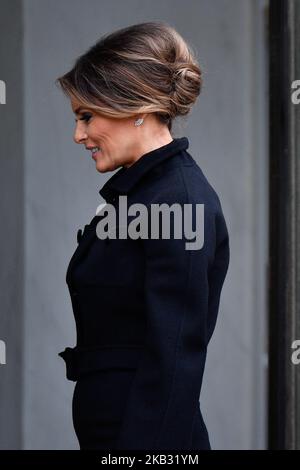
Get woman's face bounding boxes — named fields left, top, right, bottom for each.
left=70, top=95, right=147, bottom=172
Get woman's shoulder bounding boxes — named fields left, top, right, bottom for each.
left=136, top=149, right=224, bottom=216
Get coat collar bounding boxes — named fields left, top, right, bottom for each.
left=99, top=136, right=189, bottom=202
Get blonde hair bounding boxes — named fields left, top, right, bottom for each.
left=56, top=21, right=203, bottom=132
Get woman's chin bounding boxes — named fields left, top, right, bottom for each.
left=95, top=158, right=109, bottom=173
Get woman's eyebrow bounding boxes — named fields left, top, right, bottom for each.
left=73, top=106, right=91, bottom=115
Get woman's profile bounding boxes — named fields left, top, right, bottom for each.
left=56, top=21, right=230, bottom=450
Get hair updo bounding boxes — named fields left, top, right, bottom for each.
left=56, top=21, right=203, bottom=133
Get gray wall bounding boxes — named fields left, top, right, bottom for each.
left=0, top=0, right=24, bottom=449
left=0, top=0, right=269, bottom=449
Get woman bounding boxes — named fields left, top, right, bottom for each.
left=56, top=21, right=230, bottom=451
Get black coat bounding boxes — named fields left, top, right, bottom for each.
left=58, top=137, right=230, bottom=450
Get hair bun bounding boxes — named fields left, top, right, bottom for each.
left=170, top=62, right=202, bottom=117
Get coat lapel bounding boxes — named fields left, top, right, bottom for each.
left=66, top=215, right=100, bottom=286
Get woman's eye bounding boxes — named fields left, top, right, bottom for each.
left=80, top=113, right=92, bottom=122
left=75, top=113, right=92, bottom=123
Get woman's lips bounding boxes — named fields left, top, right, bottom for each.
left=92, top=149, right=102, bottom=159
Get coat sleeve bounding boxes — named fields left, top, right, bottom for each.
left=114, top=195, right=229, bottom=450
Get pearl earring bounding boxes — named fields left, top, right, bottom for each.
left=134, top=117, right=144, bottom=126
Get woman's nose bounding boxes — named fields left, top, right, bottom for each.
left=73, top=123, right=88, bottom=144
